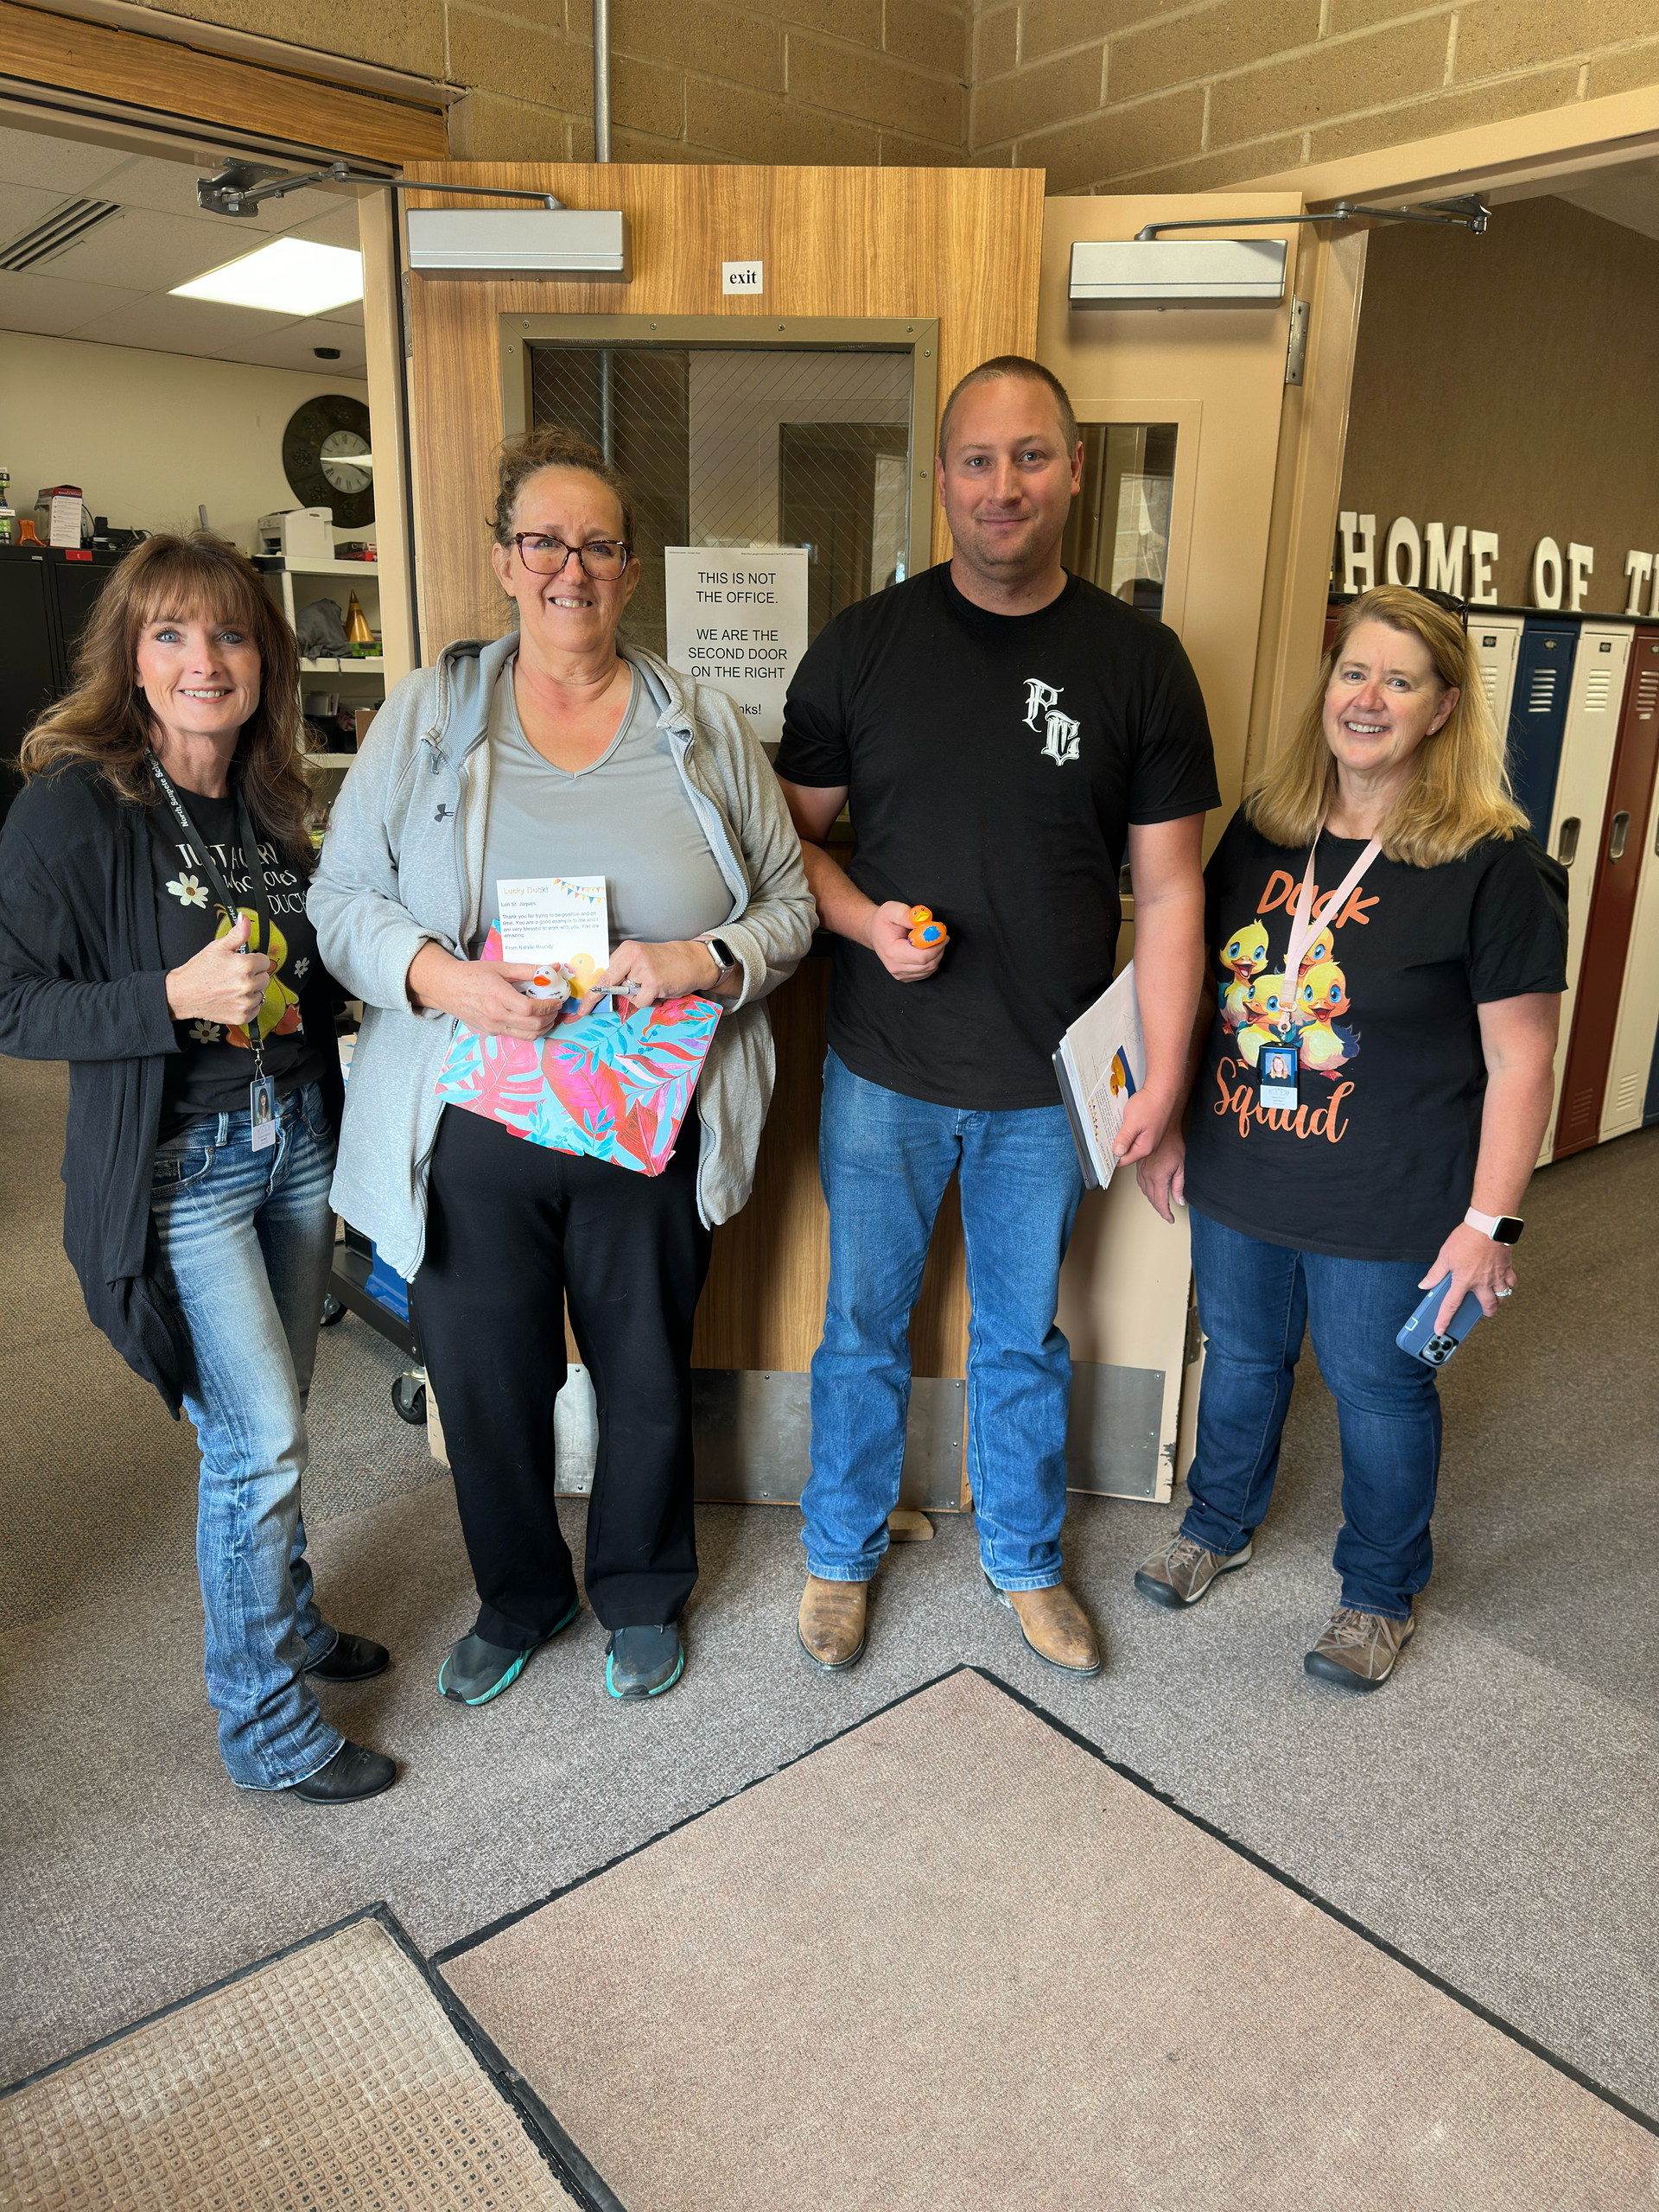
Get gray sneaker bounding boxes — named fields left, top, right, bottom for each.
left=1134, top=1532, right=1253, bottom=1610
left=1304, top=1605, right=1414, bottom=1690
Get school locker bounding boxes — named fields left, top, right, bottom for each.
left=1538, top=622, right=1634, bottom=1162
left=1597, top=632, right=1659, bottom=1142
left=1469, top=614, right=1524, bottom=743
left=1554, top=628, right=1659, bottom=1155
left=1507, top=618, right=1579, bottom=845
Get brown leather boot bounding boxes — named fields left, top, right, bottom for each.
left=797, top=1576, right=868, bottom=1671
left=989, top=1576, right=1102, bottom=1675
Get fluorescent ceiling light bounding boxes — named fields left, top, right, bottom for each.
left=171, top=238, right=363, bottom=316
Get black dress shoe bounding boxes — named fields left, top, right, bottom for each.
left=305, top=1632, right=390, bottom=1681
left=289, top=1740, right=397, bottom=1802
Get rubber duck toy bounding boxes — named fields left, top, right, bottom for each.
left=1296, top=919, right=1336, bottom=978
left=1294, top=959, right=1360, bottom=1077
left=909, top=906, right=948, bottom=949
left=1218, top=920, right=1270, bottom=1031
left=1236, top=970, right=1295, bottom=1068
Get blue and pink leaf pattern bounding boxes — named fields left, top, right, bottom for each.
left=433, top=925, right=721, bottom=1175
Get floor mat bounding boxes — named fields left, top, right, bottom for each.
left=441, top=1668, right=1658, bottom=2212
left=0, top=1909, right=598, bottom=2209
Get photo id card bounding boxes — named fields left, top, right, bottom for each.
left=1256, top=1043, right=1300, bottom=1113
left=250, top=1073, right=279, bottom=1151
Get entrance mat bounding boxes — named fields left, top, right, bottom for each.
left=0, top=1906, right=610, bottom=2209
left=439, top=1667, right=1658, bottom=2212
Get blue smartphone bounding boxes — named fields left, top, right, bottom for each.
left=1396, top=1274, right=1484, bottom=1367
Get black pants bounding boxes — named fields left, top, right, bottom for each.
left=417, top=1106, right=711, bottom=1641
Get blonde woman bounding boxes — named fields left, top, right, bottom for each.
left=1130, top=586, right=1567, bottom=1689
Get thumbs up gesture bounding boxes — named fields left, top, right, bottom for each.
left=165, top=912, right=273, bottom=1027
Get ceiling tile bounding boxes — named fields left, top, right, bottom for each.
left=1559, top=178, right=1659, bottom=245
left=63, top=292, right=298, bottom=355
left=210, top=319, right=370, bottom=374
left=0, top=181, right=69, bottom=249
left=314, top=298, right=365, bottom=328
left=0, top=267, right=147, bottom=337
left=42, top=207, right=260, bottom=292
left=284, top=198, right=368, bottom=251
left=0, top=125, right=129, bottom=197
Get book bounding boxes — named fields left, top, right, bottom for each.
left=1052, top=962, right=1146, bottom=1191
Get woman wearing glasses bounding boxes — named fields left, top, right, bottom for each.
left=1129, top=586, right=1567, bottom=1690
left=310, top=427, right=814, bottom=1707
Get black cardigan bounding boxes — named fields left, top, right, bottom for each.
left=0, top=762, right=345, bottom=1414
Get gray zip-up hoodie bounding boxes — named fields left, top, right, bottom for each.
left=308, top=633, right=817, bottom=1280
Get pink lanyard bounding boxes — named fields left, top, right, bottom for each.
left=1283, top=820, right=1382, bottom=978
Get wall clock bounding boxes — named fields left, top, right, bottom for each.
left=282, top=394, right=374, bottom=530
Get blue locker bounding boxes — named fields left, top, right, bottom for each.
left=1507, top=618, right=1579, bottom=845
left=1645, top=1011, right=1659, bottom=1125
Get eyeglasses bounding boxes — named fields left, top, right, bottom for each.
left=510, top=532, right=632, bottom=581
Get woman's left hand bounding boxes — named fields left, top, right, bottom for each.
left=1421, top=1222, right=1517, bottom=1333
left=579, top=938, right=721, bottom=1013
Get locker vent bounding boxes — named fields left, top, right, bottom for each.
left=1612, top=1072, right=1641, bottom=1118
left=1527, top=670, right=1557, bottom=713
left=1583, top=671, right=1614, bottom=712
left=1479, top=665, right=1498, bottom=703
left=0, top=199, right=120, bottom=271
left=1636, top=669, right=1659, bottom=722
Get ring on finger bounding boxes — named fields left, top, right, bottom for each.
left=1495, top=1285, right=1514, bottom=1299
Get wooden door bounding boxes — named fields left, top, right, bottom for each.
left=1539, top=624, right=1632, bottom=1161
left=1555, top=627, right=1659, bottom=1154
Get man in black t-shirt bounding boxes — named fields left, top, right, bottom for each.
left=776, top=354, right=1218, bottom=1680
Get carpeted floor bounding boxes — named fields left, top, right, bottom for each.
left=1, top=1911, right=583, bottom=2209
left=3, top=1055, right=1657, bottom=2132
left=443, top=1669, right=1659, bottom=2211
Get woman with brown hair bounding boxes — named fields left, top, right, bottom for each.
left=1129, top=585, right=1567, bottom=1689
left=0, top=532, right=396, bottom=1802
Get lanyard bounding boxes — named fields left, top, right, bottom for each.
left=1283, top=819, right=1382, bottom=980
left=149, top=752, right=273, bottom=1074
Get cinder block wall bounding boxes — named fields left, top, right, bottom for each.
left=139, top=0, right=970, bottom=165
left=969, top=1, right=1659, bottom=191
left=137, top=0, right=1658, bottom=179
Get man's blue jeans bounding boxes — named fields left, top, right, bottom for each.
left=1182, top=1205, right=1443, bottom=1620
left=803, top=1052, right=1084, bottom=1592
left=149, top=1083, right=341, bottom=1789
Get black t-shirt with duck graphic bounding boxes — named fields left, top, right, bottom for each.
left=149, top=790, right=327, bottom=1137
left=1181, top=813, right=1567, bottom=1262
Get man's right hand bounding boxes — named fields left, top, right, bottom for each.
left=166, top=912, right=271, bottom=1026
left=868, top=899, right=946, bottom=982
left=1135, top=1128, right=1187, bottom=1224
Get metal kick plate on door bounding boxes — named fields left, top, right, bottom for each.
left=1065, top=1359, right=1164, bottom=1498
left=690, top=1370, right=965, bottom=1510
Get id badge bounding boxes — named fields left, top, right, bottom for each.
left=250, top=1074, right=279, bottom=1151
left=1256, top=1041, right=1300, bottom=1113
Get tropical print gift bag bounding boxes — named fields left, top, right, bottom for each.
left=434, top=925, right=721, bottom=1175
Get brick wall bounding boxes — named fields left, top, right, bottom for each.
left=139, top=0, right=969, bottom=166
left=969, top=0, right=1659, bottom=194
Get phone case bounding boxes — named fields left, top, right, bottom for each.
left=1396, top=1274, right=1484, bottom=1368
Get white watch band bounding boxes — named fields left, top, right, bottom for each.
left=1464, top=1208, right=1501, bottom=1238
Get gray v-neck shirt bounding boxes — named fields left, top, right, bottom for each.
left=473, top=660, right=734, bottom=956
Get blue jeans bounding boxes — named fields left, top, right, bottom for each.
left=803, top=1052, right=1084, bottom=1591
left=1181, top=1205, right=1442, bottom=1619
left=149, top=1082, right=341, bottom=1789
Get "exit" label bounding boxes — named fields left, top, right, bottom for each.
left=721, top=260, right=763, bottom=294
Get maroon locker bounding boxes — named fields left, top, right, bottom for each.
left=1554, top=626, right=1659, bottom=1157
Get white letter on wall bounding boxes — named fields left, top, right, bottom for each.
left=1566, top=543, right=1594, bottom=613
left=1338, top=511, right=1376, bottom=594
left=1467, top=531, right=1498, bottom=605
left=1624, top=550, right=1653, bottom=618
left=1531, top=537, right=1563, bottom=609
left=1384, top=517, right=1421, bottom=588
left=1424, top=524, right=1467, bottom=597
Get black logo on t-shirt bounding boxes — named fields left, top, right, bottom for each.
left=1023, top=678, right=1081, bottom=766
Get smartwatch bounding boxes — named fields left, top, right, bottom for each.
left=705, top=937, right=741, bottom=992
left=1465, top=1207, right=1523, bottom=1246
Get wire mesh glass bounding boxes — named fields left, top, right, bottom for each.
left=1061, top=423, right=1179, bottom=620
left=529, top=346, right=914, bottom=663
